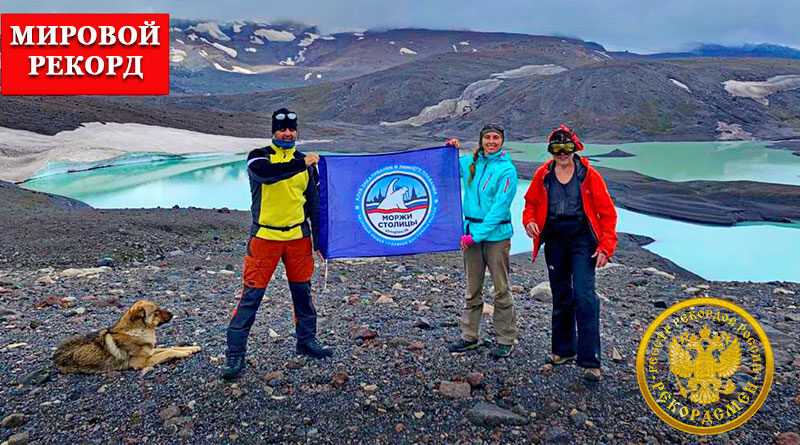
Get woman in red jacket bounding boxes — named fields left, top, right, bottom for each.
left=522, top=124, right=617, bottom=382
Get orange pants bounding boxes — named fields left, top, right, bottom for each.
left=242, top=236, right=314, bottom=288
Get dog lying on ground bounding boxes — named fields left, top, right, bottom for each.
left=53, top=300, right=201, bottom=374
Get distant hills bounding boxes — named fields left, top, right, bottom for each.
left=651, top=43, right=800, bottom=60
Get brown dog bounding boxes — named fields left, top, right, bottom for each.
left=53, top=300, right=201, bottom=374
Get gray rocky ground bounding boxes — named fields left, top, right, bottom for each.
left=1, top=184, right=799, bottom=444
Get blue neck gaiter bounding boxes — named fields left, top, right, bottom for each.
left=272, top=138, right=296, bottom=149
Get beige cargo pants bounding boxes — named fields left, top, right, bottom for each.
left=460, top=239, right=518, bottom=345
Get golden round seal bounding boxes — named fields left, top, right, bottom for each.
left=636, top=297, right=774, bottom=435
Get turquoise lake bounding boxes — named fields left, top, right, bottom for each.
left=21, top=141, right=800, bottom=283
left=506, top=140, right=800, bottom=185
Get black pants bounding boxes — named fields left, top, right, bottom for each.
left=543, top=217, right=601, bottom=368
left=226, top=282, right=316, bottom=358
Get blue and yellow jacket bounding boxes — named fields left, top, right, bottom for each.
left=247, top=144, right=320, bottom=248
left=459, top=149, right=518, bottom=243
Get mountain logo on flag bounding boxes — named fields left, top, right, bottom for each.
left=356, top=165, right=438, bottom=245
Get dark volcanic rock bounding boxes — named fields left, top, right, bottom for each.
left=465, top=402, right=529, bottom=427
left=543, top=426, right=573, bottom=444
left=96, top=257, right=115, bottom=268
left=1, top=413, right=27, bottom=428
left=587, top=149, right=636, bottom=158
left=20, top=367, right=51, bottom=386
left=439, top=381, right=471, bottom=399
left=6, top=432, right=29, bottom=445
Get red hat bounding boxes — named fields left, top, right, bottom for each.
left=547, top=124, right=585, bottom=151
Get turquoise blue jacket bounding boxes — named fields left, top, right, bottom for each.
left=459, top=149, right=518, bottom=243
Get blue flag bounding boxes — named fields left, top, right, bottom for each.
left=318, top=146, right=462, bottom=259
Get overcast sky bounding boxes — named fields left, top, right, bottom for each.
left=3, top=0, right=799, bottom=53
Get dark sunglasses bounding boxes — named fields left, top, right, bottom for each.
left=548, top=142, right=576, bottom=154
left=274, top=112, right=297, bottom=120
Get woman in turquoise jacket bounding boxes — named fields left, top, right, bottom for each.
left=446, top=124, right=519, bottom=358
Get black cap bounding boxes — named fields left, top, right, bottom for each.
left=272, top=108, right=298, bottom=133
left=480, top=124, right=505, bottom=138
left=479, top=124, right=505, bottom=149
left=548, top=130, right=571, bottom=144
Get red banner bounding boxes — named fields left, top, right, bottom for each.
left=1, top=13, right=169, bottom=95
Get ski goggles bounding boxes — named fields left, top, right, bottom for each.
left=274, top=112, right=297, bottom=121
left=548, top=142, right=576, bottom=154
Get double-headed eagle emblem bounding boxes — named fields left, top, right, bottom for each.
left=669, top=325, right=741, bottom=404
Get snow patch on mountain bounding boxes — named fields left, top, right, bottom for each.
left=670, top=79, right=691, bottom=93
left=175, top=38, right=185, bottom=45
left=212, top=63, right=256, bottom=75
left=232, top=21, right=245, bottom=33
left=716, top=122, right=753, bottom=140
left=382, top=64, right=567, bottom=127
left=593, top=50, right=612, bottom=59
left=245, top=47, right=257, bottom=53
left=299, top=33, right=319, bottom=47
left=170, top=48, right=187, bottom=63
left=400, top=47, right=418, bottom=55
left=279, top=57, right=295, bottom=66
left=491, top=64, right=566, bottom=79
left=381, top=79, right=502, bottom=127
left=723, top=75, right=800, bottom=106
left=200, top=38, right=237, bottom=58
left=0, top=123, right=270, bottom=183
left=188, top=22, right=230, bottom=41
left=254, top=29, right=296, bottom=42
left=250, top=35, right=264, bottom=45
left=459, top=41, right=470, bottom=46
left=187, top=33, right=198, bottom=41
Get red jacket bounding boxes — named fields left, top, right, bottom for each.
left=522, top=156, right=618, bottom=263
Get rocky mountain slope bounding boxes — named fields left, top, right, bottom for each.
left=2, top=21, right=800, bottom=143
left=165, top=19, right=609, bottom=94
left=166, top=55, right=800, bottom=142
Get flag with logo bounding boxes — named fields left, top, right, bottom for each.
left=318, top=146, right=462, bottom=259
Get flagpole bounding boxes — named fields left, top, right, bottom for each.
left=322, top=259, right=329, bottom=295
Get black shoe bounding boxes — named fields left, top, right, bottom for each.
left=296, top=339, right=333, bottom=359
left=220, top=355, right=246, bottom=380
left=583, top=367, right=603, bottom=382
left=492, top=343, right=515, bottom=358
left=448, top=338, right=481, bottom=353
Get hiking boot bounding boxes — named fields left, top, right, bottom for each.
left=448, top=338, right=481, bottom=353
left=547, top=354, right=576, bottom=365
left=492, top=343, right=515, bottom=358
left=220, top=355, right=246, bottom=380
left=297, top=339, right=333, bottom=359
left=583, top=367, right=602, bottom=382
